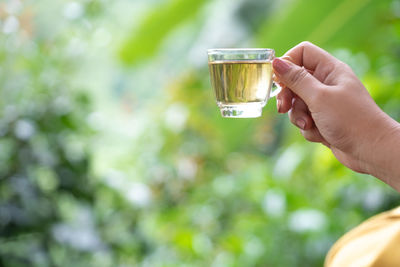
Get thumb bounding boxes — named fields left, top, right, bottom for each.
left=272, top=58, right=322, bottom=104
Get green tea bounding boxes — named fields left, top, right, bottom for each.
left=208, top=61, right=272, bottom=105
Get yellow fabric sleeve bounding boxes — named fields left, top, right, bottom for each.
left=325, top=206, right=400, bottom=267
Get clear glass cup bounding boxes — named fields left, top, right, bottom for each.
left=207, top=48, right=280, bottom=118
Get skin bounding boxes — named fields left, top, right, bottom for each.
left=272, top=41, right=400, bottom=192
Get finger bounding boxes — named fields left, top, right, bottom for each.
left=288, top=96, right=330, bottom=146
left=300, top=127, right=327, bottom=143
left=288, top=97, right=313, bottom=130
left=281, top=41, right=340, bottom=84
left=276, top=86, right=294, bottom=113
left=273, top=58, right=324, bottom=106
left=282, top=41, right=338, bottom=72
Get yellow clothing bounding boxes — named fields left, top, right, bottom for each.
left=325, top=206, right=400, bottom=267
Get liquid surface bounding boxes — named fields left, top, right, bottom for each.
left=208, top=61, right=272, bottom=105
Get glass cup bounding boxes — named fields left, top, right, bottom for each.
left=207, top=48, right=281, bottom=118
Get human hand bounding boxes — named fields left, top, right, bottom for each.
left=272, top=42, right=400, bottom=187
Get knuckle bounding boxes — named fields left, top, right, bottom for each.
left=303, top=131, right=319, bottom=142
left=289, top=68, right=308, bottom=87
left=305, top=135, right=317, bottom=142
left=292, top=97, right=306, bottom=109
left=288, top=110, right=297, bottom=124
left=337, top=60, right=349, bottom=68
left=336, top=61, right=351, bottom=72
left=299, top=41, right=313, bottom=48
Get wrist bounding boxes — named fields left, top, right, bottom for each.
left=362, top=113, right=400, bottom=190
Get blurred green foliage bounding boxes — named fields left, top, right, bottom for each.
left=120, top=0, right=209, bottom=65
left=1, top=0, right=400, bottom=266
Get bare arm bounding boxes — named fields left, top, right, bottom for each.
left=273, top=41, right=400, bottom=191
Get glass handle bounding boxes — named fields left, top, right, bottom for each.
left=269, top=81, right=282, bottom=98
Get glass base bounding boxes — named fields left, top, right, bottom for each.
left=219, top=103, right=264, bottom=118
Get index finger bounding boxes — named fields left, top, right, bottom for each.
left=281, top=41, right=340, bottom=83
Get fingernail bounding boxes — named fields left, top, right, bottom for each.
left=273, top=58, right=291, bottom=75
left=277, top=99, right=282, bottom=113
left=296, top=119, right=306, bottom=130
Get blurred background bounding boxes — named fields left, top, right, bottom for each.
left=1, top=0, right=400, bottom=266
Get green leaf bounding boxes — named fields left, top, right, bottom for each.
left=256, top=0, right=389, bottom=55
left=119, top=0, right=208, bottom=65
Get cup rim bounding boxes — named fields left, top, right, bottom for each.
left=207, top=48, right=274, bottom=54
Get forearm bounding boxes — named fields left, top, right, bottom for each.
left=364, top=115, right=400, bottom=191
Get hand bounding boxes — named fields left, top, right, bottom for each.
left=272, top=41, right=400, bottom=189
